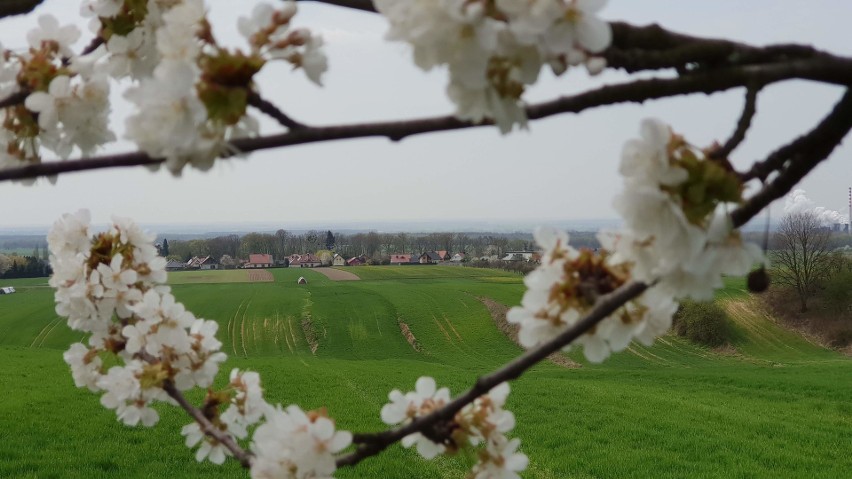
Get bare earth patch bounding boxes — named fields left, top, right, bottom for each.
left=247, top=270, right=274, bottom=282
left=314, top=268, right=360, bottom=281
left=477, top=296, right=581, bottom=369
left=398, top=319, right=422, bottom=352
left=301, top=296, right=319, bottom=354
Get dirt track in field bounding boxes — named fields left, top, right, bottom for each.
left=476, top=296, right=581, bottom=369
left=247, top=270, right=274, bottom=282
left=313, top=268, right=360, bottom=281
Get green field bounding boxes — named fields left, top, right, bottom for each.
left=0, top=267, right=849, bottom=478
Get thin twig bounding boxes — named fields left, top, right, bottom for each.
left=248, top=92, right=307, bottom=130
left=336, top=280, right=650, bottom=467
left=162, top=381, right=254, bottom=469
left=2, top=57, right=849, bottom=182
left=296, top=0, right=377, bottom=13
left=80, top=36, right=105, bottom=57
left=709, top=84, right=760, bottom=160
left=0, top=90, right=27, bottom=109
left=732, top=89, right=852, bottom=226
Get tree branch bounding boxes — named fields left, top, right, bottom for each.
left=295, top=0, right=377, bottom=13
left=3, top=57, right=850, bottom=183
left=0, top=90, right=27, bottom=109
left=0, top=0, right=43, bottom=18
left=336, top=280, right=650, bottom=468
left=162, top=381, right=254, bottom=469
left=709, top=84, right=760, bottom=160
left=606, top=22, right=830, bottom=74
left=732, top=89, right=852, bottom=227
left=247, top=92, right=307, bottom=130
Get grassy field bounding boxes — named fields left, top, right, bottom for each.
left=0, top=267, right=849, bottom=478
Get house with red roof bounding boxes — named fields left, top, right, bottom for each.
left=390, top=254, right=411, bottom=265
left=245, top=254, right=273, bottom=268
left=290, top=253, right=321, bottom=268
left=346, top=256, right=366, bottom=266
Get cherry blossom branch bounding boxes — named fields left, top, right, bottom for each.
left=247, top=92, right=307, bottom=130
left=162, top=380, right=254, bottom=468
left=709, top=84, right=760, bottom=160
left=2, top=57, right=850, bottom=183
left=336, top=280, right=651, bottom=468
left=732, top=89, right=852, bottom=225
left=0, top=35, right=104, bottom=106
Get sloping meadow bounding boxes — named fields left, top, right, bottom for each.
left=0, top=267, right=849, bottom=478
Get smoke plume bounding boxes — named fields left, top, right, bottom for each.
left=783, top=189, right=848, bottom=225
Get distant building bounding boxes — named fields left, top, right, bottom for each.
left=166, top=260, right=186, bottom=271
left=290, top=253, right=321, bottom=268
left=332, top=254, right=346, bottom=266
left=245, top=254, right=274, bottom=268
left=346, top=256, right=366, bottom=266
left=419, top=251, right=442, bottom=264
left=435, top=250, right=451, bottom=261
left=0, top=286, right=16, bottom=294
left=501, top=251, right=537, bottom=262
left=186, top=256, right=219, bottom=270
left=450, top=253, right=466, bottom=262
left=390, top=254, right=412, bottom=265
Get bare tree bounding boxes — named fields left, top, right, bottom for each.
left=0, top=254, right=11, bottom=275
left=772, top=212, right=833, bottom=312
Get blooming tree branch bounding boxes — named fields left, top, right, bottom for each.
left=6, top=1, right=849, bottom=477
left=1, top=55, right=850, bottom=182
left=163, top=380, right=254, bottom=468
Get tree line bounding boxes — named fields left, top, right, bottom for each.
left=163, top=230, right=600, bottom=263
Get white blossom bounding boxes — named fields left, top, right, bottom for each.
left=124, top=60, right=211, bottom=173
left=0, top=42, right=20, bottom=99
left=63, top=342, right=103, bottom=392
left=80, top=0, right=123, bottom=18
left=182, top=422, right=231, bottom=465
left=26, top=15, right=81, bottom=57
left=376, top=0, right=612, bottom=133
left=470, top=436, right=528, bottom=479
left=251, top=405, right=352, bottom=479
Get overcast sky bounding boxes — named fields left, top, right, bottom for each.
left=1, top=1, right=851, bottom=230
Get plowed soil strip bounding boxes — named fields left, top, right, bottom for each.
left=315, top=268, right=360, bottom=281
left=398, top=320, right=422, bottom=352
left=247, top=270, right=274, bottom=282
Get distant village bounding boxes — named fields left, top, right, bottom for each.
left=165, top=249, right=543, bottom=272
left=141, top=229, right=556, bottom=273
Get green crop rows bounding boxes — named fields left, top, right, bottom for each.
left=0, top=267, right=848, bottom=478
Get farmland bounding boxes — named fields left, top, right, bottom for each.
left=0, top=266, right=849, bottom=478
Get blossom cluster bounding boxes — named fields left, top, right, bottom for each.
left=375, top=0, right=611, bottom=133
left=0, top=1, right=327, bottom=178
left=0, top=17, right=112, bottom=180
left=507, top=119, right=763, bottom=362
left=381, top=377, right=527, bottom=478
left=50, top=209, right=225, bottom=425
left=607, top=119, right=764, bottom=299
left=50, top=210, right=352, bottom=477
